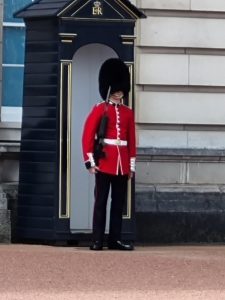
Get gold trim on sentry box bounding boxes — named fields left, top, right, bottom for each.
left=59, top=61, right=72, bottom=219
left=123, top=62, right=134, bottom=219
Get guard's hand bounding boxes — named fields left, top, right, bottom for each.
left=129, top=172, right=134, bottom=179
left=88, top=166, right=99, bottom=174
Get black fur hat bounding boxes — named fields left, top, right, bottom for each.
left=99, top=58, right=130, bottom=100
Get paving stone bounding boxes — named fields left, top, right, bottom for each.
left=0, top=210, right=11, bottom=243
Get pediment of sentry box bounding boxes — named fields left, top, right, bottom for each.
left=58, top=0, right=138, bottom=20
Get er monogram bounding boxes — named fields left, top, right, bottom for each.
left=92, top=0, right=103, bottom=16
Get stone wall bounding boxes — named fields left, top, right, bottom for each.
left=135, top=1, right=225, bottom=148
left=0, top=187, right=10, bottom=243
left=134, top=0, right=225, bottom=242
left=0, top=123, right=20, bottom=243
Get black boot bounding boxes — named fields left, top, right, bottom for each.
left=108, top=240, right=134, bottom=251
left=90, top=241, right=103, bottom=251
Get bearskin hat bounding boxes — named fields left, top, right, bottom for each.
left=99, top=58, right=130, bottom=100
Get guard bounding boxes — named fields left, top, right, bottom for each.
left=82, top=58, right=136, bottom=250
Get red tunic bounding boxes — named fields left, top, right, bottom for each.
left=82, top=101, right=136, bottom=175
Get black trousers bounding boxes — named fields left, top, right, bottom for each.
left=92, top=171, right=128, bottom=243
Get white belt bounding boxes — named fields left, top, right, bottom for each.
left=103, top=138, right=127, bottom=146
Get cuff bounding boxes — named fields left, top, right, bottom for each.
left=130, top=157, right=136, bottom=172
left=85, top=153, right=96, bottom=169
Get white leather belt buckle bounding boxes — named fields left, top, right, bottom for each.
left=104, top=139, right=127, bottom=146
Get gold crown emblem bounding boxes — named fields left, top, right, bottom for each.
left=94, top=0, right=101, bottom=7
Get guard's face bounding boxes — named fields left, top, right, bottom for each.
left=111, top=91, right=124, bottom=100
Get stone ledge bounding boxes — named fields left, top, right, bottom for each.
left=136, top=184, right=225, bottom=192
left=135, top=184, right=225, bottom=213
left=0, top=143, right=20, bottom=160
left=0, top=122, right=21, bottom=143
left=0, top=122, right=21, bottom=129
left=0, top=143, right=20, bottom=153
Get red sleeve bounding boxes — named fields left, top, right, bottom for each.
left=127, top=109, right=136, bottom=158
left=82, top=104, right=103, bottom=164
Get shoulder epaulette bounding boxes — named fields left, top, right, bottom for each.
left=96, top=100, right=105, bottom=106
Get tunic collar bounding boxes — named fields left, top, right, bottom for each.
left=108, top=100, right=122, bottom=106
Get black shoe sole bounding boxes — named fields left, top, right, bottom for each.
left=108, top=246, right=134, bottom=251
left=90, top=246, right=103, bottom=251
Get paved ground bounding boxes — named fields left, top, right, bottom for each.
left=1, top=244, right=225, bottom=299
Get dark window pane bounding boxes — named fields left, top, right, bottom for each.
left=2, top=67, right=24, bottom=106
left=4, top=0, right=33, bottom=22
left=3, top=27, right=26, bottom=64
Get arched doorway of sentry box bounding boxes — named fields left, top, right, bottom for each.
left=70, top=43, right=117, bottom=233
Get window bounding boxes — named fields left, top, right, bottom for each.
left=4, top=0, right=33, bottom=22
left=2, top=0, right=33, bottom=120
left=3, top=27, right=25, bottom=64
